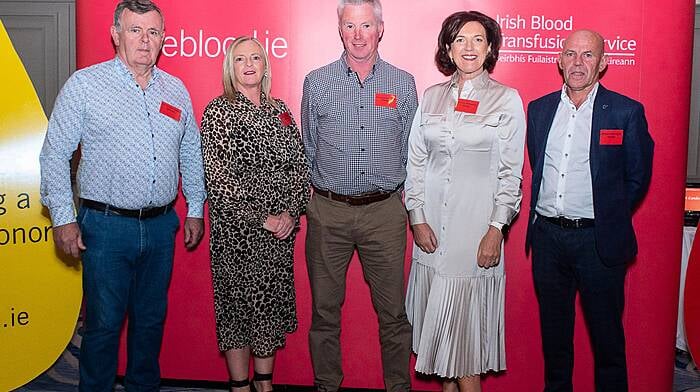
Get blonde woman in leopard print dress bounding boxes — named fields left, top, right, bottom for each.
left=200, top=36, right=309, bottom=392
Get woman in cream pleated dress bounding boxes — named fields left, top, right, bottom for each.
left=405, top=11, right=525, bottom=392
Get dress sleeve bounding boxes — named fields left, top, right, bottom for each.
left=490, top=89, right=526, bottom=226
left=404, top=102, right=428, bottom=225
left=278, top=100, right=310, bottom=220
left=200, top=98, right=268, bottom=228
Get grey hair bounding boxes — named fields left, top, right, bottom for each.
left=337, top=0, right=383, bottom=23
left=113, top=0, right=163, bottom=29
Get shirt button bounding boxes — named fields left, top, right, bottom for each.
left=565, top=153, right=569, bottom=157
left=153, top=180, right=156, bottom=184
left=561, top=173, right=564, bottom=177
left=558, top=194, right=562, bottom=198
left=154, top=157, right=157, bottom=161
left=567, top=134, right=572, bottom=138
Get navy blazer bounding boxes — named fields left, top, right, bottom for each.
left=526, top=84, right=654, bottom=266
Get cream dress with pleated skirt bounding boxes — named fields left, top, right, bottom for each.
left=405, top=71, right=525, bottom=378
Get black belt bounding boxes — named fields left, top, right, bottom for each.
left=537, top=213, right=595, bottom=229
left=81, top=199, right=175, bottom=219
left=312, top=185, right=393, bottom=206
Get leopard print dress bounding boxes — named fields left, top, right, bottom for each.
left=200, top=92, right=309, bottom=356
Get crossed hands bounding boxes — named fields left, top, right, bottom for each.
left=263, top=211, right=295, bottom=240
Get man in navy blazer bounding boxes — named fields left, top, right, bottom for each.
left=526, top=30, right=653, bottom=392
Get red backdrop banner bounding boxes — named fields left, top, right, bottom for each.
left=75, top=1, right=693, bottom=390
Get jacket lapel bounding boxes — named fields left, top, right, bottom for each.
left=531, top=92, right=560, bottom=211
left=590, top=85, right=610, bottom=183
left=539, top=93, right=559, bottom=170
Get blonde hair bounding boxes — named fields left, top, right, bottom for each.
left=222, top=36, right=278, bottom=109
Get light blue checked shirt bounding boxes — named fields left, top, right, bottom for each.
left=40, top=56, right=206, bottom=227
left=301, top=54, right=418, bottom=195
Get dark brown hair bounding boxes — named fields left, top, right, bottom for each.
left=113, top=0, right=163, bottom=29
left=435, top=11, right=502, bottom=76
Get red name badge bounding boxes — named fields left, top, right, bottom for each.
left=279, top=112, right=292, bottom=127
left=159, top=101, right=182, bottom=122
left=375, top=93, right=397, bottom=108
left=600, top=129, right=624, bottom=145
left=455, top=99, right=479, bottom=114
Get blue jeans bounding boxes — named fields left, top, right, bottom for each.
left=77, top=206, right=179, bottom=392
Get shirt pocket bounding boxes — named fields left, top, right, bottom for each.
left=375, top=105, right=401, bottom=130
left=421, top=113, right=445, bottom=153
left=455, top=113, right=500, bottom=152
left=421, top=113, right=445, bottom=126
left=315, top=101, right=355, bottom=153
left=317, top=100, right=355, bottom=134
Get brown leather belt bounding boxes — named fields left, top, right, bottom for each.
left=81, top=198, right=175, bottom=219
left=537, top=213, right=595, bottom=229
left=312, top=185, right=393, bottom=206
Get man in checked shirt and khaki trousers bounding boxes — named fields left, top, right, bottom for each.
left=301, top=1, right=418, bottom=391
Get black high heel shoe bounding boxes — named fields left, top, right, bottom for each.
left=229, top=378, right=250, bottom=391
left=251, top=371, right=273, bottom=392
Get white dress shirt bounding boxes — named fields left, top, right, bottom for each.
left=536, top=83, right=599, bottom=219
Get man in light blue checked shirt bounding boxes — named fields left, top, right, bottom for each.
left=39, top=1, right=205, bottom=390
left=301, top=1, right=417, bottom=391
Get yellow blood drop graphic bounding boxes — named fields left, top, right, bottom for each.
left=0, top=20, right=82, bottom=390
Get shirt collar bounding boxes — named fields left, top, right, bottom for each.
left=235, top=90, right=272, bottom=111
left=449, top=69, right=490, bottom=91
left=112, top=55, right=160, bottom=88
left=560, top=82, right=599, bottom=109
left=340, top=52, right=383, bottom=77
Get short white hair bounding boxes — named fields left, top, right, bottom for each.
left=337, top=0, right=383, bottom=23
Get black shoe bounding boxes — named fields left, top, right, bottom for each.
left=230, top=378, right=250, bottom=391
left=251, top=371, right=273, bottom=392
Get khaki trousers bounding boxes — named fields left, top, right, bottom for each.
left=305, top=192, right=412, bottom=392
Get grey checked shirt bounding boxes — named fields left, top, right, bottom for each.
left=301, top=54, right=418, bottom=195
left=40, top=56, right=206, bottom=227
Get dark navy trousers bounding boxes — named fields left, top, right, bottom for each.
left=532, top=216, right=628, bottom=392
